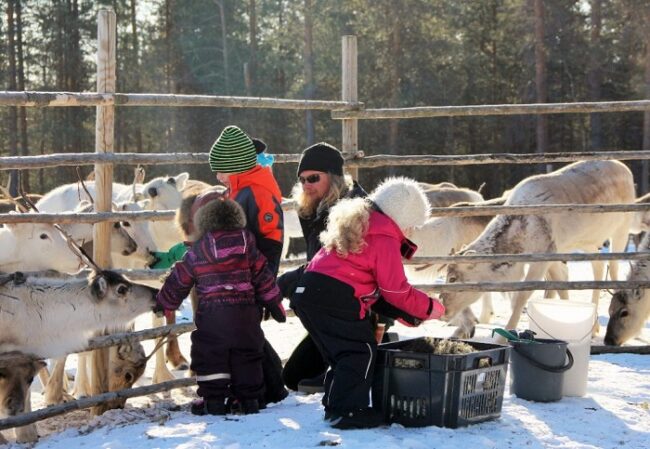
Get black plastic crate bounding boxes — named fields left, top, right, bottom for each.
left=372, top=337, right=510, bottom=428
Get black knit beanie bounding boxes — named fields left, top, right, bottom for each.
left=252, top=138, right=267, bottom=154
left=297, top=142, right=344, bottom=176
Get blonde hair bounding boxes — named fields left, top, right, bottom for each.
left=319, top=197, right=371, bottom=257
left=292, top=173, right=352, bottom=218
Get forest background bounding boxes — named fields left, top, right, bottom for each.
left=1, top=0, right=649, bottom=199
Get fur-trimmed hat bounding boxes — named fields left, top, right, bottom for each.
left=297, top=142, right=344, bottom=176
left=195, top=198, right=246, bottom=236
left=369, top=177, right=430, bottom=231
left=176, top=186, right=227, bottom=240
left=209, top=125, right=257, bottom=173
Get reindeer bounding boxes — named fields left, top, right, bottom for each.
left=140, top=173, right=211, bottom=250
left=67, top=201, right=138, bottom=258
left=441, top=160, right=635, bottom=339
left=0, top=220, right=83, bottom=274
left=0, top=354, right=45, bottom=444
left=605, top=233, right=650, bottom=346
left=0, top=271, right=157, bottom=441
left=408, top=196, right=568, bottom=330
left=423, top=187, right=484, bottom=208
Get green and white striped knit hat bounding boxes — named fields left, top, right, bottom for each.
left=208, top=125, right=257, bottom=173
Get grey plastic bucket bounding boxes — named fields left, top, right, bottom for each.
left=510, top=338, right=574, bottom=402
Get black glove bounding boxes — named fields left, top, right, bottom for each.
left=276, top=266, right=304, bottom=299
left=265, top=302, right=287, bottom=323
left=152, top=301, right=165, bottom=317
left=370, top=297, right=423, bottom=326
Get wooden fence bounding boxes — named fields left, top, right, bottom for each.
left=1, top=8, right=650, bottom=432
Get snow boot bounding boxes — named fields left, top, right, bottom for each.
left=190, top=397, right=226, bottom=416
left=297, top=372, right=326, bottom=394
left=329, top=408, right=384, bottom=430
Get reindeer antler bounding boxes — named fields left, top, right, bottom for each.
left=132, top=165, right=145, bottom=202
left=0, top=184, right=28, bottom=212
left=76, top=167, right=95, bottom=205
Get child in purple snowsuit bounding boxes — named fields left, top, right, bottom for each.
left=156, top=197, right=286, bottom=416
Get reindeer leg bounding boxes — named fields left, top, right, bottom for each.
left=164, top=312, right=189, bottom=370
left=451, top=308, right=479, bottom=339
left=506, top=262, right=550, bottom=332
left=37, top=363, right=51, bottom=391
left=14, top=387, right=38, bottom=443
left=72, top=352, right=92, bottom=398
left=44, top=356, right=74, bottom=405
left=478, top=293, right=494, bottom=324
left=546, top=261, right=569, bottom=299
left=609, top=228, right=630, bottom=282
left=591, top=260, right=606, bottom=336
left=152, top=313, right=175, bottom=384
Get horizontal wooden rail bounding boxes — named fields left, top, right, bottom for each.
left=0, top=91, right=357, bottom=110
left=408, top=251, right=650, bottom=265
left=0, top=377, right=196, bottom=431
left=86, top=323, right=196, bottom=351
left=423, top=203, right=650, bottom=217
left=2, top=150, right=650, bottom=170
left=331, top=99, right=650, bottom=120
left=2, top=203, right=650, bottom=224
left=415, top=279, right=650, bottom=293
left=590, top=345, right=650, bottom=355
left=0, top=210, right=175, bottom=224
left=344, top=150, right=650, bottom=168
left=120, top=252, right=646, bottom=281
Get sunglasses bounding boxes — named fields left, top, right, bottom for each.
left=299, top=174, right=322, bottom=185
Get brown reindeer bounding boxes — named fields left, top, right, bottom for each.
left=0, top=354, right=46, bottom=444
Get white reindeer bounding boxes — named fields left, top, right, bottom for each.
left=141, top=173, right=211, bottom=250
left=441, top=160, right=635, bottom=338
left=0, top=220, right=82, bottom=274
left=0, top=270, right=157, bottom=441
left=65, top=201, right=138, bottom=258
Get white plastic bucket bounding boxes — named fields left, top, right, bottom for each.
left=527, top=299, right=596, bottom=397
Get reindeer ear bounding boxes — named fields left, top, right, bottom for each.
left=92, top=274, right=109, bottom=300
left=173, top=172, right=190, bottom=190
left=117, top=343, right=131, bottom=360
left=33, top=360, right=47, bottom=371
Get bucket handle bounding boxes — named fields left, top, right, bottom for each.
left=514, top=347, right=574, bottom=373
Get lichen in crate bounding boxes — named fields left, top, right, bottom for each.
left=398, top=337, right=476, bottom=355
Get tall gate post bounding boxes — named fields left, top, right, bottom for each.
left=342, top=35, right=358, bottom=180
left=91, top=8, right=116, bottom=415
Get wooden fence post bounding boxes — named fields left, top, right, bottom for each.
left=342, top=35, right=358, bottom=180
left=91, top=8, right=116, bottom=416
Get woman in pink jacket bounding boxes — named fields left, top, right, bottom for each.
left=291, top=177, right=445, bottom=430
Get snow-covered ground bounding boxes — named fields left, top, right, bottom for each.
left=2, top=261, right=649, bottom=448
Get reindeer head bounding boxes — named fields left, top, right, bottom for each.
left=141, top=173, right=189, bottom=211
left=2, top=219, right=84, bottom=273
left=106, top=342, right=147, bottom=409
left=0, top=356, right=45, bottom=418
left=440, top=255, right=485, bottom=321
left=90, top=271, right=158, bottom=322
left=605, top=289, right=650, bottom=346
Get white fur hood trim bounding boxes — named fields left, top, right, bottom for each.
left=369, top=177, right=430, bottom=231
